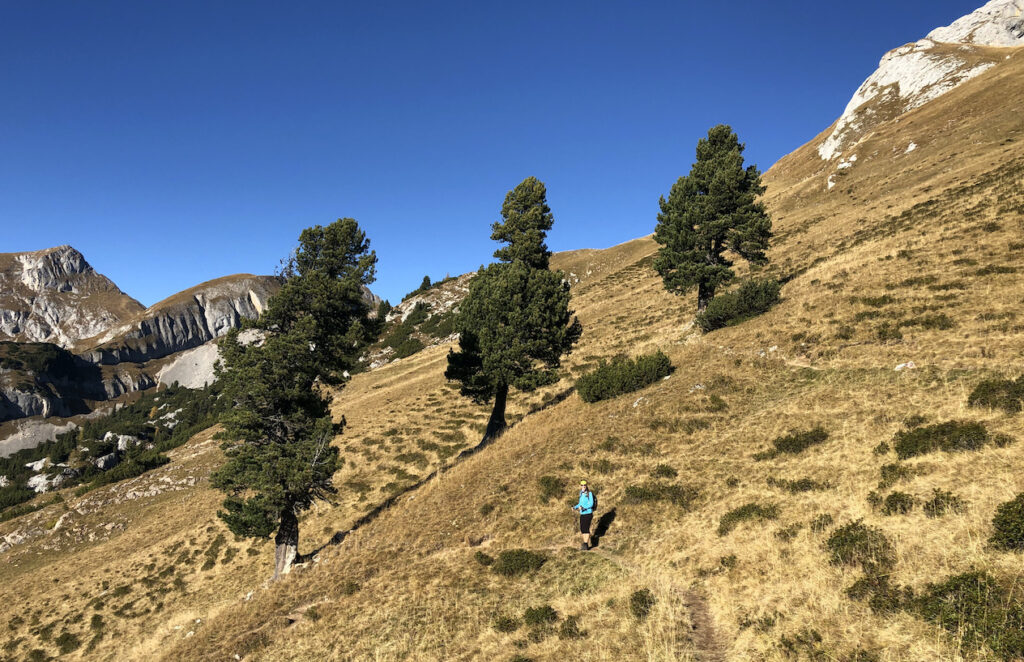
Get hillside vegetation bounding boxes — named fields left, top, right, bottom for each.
left=1, top=49, right=1024, bottom=662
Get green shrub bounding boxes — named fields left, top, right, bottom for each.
left=537, top=475, right=566, bottom=504
left=576, top=351, right=672, bottom=403
left=912, top=571, right=1024, bottom=660
left=809, top=513, right=834, bottom=533
left=893, top=421, right=989, bottom=459
left=55, top=631, right=81, bottom=654
left=629, top=588, right=656, bottom=620
left=558, top=615, right=585, bottom=639
left=845, top=573, right=912, bottom=615
left=754, top=427, right=828, bottom=460
left=923, top=489, right=966, bottom=518
left=766, top=476, right=827, bottom=493
left=878, top=463, right=912, bottom=489
left=492, top=549, right=546, bottom=577
left=968, top=377, right=1024, bottom=414
left=474, top=551, right=494, bottom=566
left=826, top=521, right=895, bottom=571
left=718, top=502, right=780, bottom=536
left=479, top=502, right=495, bottom=517
left=523, top=605, right=557, bottom=627
left=492, top=615, right=520, bottom=633
left=990, top=493, right=1024, bottom=551
left=898, top=313, right=955, bottom=331
left=622, top=482, right=699, bottom=509
left=651, top=464, right=677, bottom=479
left=696, top=279, right=781, bottom=332
left=881, top=492, right=915, bottom=516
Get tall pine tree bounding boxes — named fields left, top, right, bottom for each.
left=212, top=218, right=376, bottom=580
left=446, top=177, right=582, bottom=441
left=653, top=124, right=772, bottom=311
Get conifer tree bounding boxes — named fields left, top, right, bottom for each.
left=212, top=218, right=376, bottom=580
left=653, top=125, right=772, bottom=311
left=446, top=177, right=582, bottom=441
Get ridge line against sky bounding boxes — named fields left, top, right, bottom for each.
left=1, top=1, right=985, bottom=306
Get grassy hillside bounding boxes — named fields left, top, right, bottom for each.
left=2, top=50, right=1024, bottom=662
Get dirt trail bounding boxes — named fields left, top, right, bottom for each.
left=586, top=546, right=728, bottom=662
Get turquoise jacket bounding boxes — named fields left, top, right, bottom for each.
left=573, top=490, right=594, bottom=515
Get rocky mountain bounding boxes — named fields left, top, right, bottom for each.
left=75, top=274, right=281, bottom=365
left=818, top=0, right=1024, bottom=161
left=0, top=246, right=144, bottom=348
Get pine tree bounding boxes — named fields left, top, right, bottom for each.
left=653, top=125, right=772, bottom=311
left=446, top=177, right=582, bottom=441
left=212, top=218, right=376, bottom=580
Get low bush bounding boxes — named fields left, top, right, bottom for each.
left=767, top=476, right=827, bottom=493
left=558, top=615, right=585, bottom=639
left=893, top=421, right=989, bottom=459
left=537, top=475, right=566, bottom=504
left=913, top=571, right=1024, bottom=660
left=753, top=427, right=828, bottom=460
left=474, top=551, right=494, bottom=566
left=696, top=279, right=781, bottom=332
left=718, top=502, right=780, bottom=536
left=651, top=464, right=677, bottom=479
left=826, top=521, right=895, bottom=572
left=881, top=492, right=915, bottom=516
left=492, top=615, right=520, bottom=633
left=810, top=513, right=834, bottom=533
left=875, top=323, right=903, bottom=342
left=523, top=605, right=557, bottom=627
left=990, top=493, right=1024, bottom=551
left=492, top=549, right=546, bottom=577
left=622, top=482, right=699, bottom=509
left=878, top=463, right=912, bottom=489
left=923, top=489, right=966, bottom=518
left=55, top=631, right=81, bottom=654
left=968, top=376, right=1024, bottom=414
left=576, top=351, right=673, bottom=403
left=629, top=588, right=655, bottom=620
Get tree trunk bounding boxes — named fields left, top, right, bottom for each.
left=273, top=505, right=299, bottom=581
left=482, top=383, right=509, bottom=442
left=697, top=281, right=714, bottom=312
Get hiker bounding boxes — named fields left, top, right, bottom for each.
left=571, top=480, right=595, bottom=550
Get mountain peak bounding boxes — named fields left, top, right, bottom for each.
left=817, top=0, right=1022, bottom=161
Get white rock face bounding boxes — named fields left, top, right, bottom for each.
left=0, top=246, right=144, bottom=347
left=818, top=0, right=1023, bottom=160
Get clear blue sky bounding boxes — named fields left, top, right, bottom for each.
left=1, top=1, right=981, bottom=306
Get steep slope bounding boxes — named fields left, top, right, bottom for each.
left=0, top=246, right=144, bottom=348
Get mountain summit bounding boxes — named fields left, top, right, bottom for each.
left=818, top=0, right=1024, bottom=160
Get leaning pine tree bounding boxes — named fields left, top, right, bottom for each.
left=653, top=124, right=772, bottom=311
left=446, top=177, right=582, bottom=441
left=212, top=218, right=377, bottom=580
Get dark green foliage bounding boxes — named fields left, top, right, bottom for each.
left=212, top=219, right=375, bottom=571
left=718, top=502, right=780, bottom=536
left=523, top=605, right=557, bottom=627
left=492, top=549, right=546, bottom=577
left=753, top=427, right=828, bottom=460
left=537, top=475, right=566, bottom=504
left=695, top=279, right=781, bottom=332
left=990, top=493, right=1024, bottom=551
left=923, top=489, right=966, bottom=518
left=912, top=571, right=1024, bottom=660
left=558, top=615, right=585, bottom=639
left=375, top=299, right=392, bottom=319
left=826, top=521, right=895, bottom=572
left=898, top=313, right=955, bottom=331
left=652, top=464, right=677, bottom=479
left=767, top=476, right=827, bottom=493
left=881, top=492, right=915, bottom=515
left=474, top=551, right=494, bottom=566
left=653, top=125, right=772, bottom=311
left=492, top=615, right=520, bottom=633
left=872, top=441, right=890, bottom=455
left=875, top=323, right=903, bottom=342
left=55, top=631, right=81, bottom=654
left=479, top=502, right=495, bottom=517
left=446, top=177, right=582, bottom=440
left=622, top=482, right=699, bottom=509
left=893, top=420, right=989, bottom=459
left=968, top=376, right=1024, bottom=414
left=576, top=351, right=672, bottom=403
left=845, top=574, right=912, bottom=615
left=402, top=275, right=432, bottom=301
left=878, top=463, right=912, bottom=489
left=629, top=588, right=656, bottom=620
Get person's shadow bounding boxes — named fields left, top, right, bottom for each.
left=590, top=508, right=616, bottom=549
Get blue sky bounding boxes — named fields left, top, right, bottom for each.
left=1, top=1, right=982, bottom=306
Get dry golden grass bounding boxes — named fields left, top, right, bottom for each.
left=2, top=48, right=1024, bottom=662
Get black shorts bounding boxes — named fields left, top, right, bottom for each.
left=579, top=513, right=593, bottom=534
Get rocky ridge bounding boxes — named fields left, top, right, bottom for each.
left=818, top=0, right=1024, bottom=161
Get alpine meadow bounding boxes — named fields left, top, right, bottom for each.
left=2, top=2, right=1024, bottom=662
